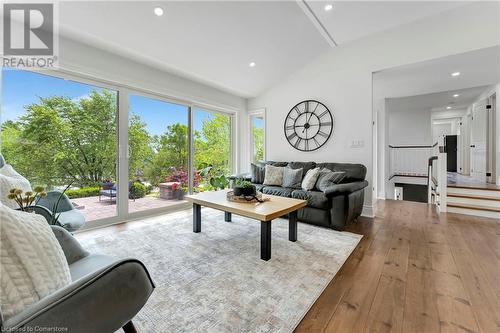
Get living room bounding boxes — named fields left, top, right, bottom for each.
left=1, top=1, right=499, bottom=332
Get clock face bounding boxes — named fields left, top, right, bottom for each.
left=284, top=100, right=334, bottom=151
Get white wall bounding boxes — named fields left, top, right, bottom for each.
left=388, top=107, right=432, bottom=146
left=247, top=2, right=500, bottom=216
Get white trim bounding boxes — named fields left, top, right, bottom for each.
left=361, top=205, right=374, bottom=218
left=248, top=108, right=266, bottom=164
left=76, top=202, right=191, bottom=233
left=296, top=0, right=337, bottom=48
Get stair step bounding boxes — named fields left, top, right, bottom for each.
left=447, top=203, right=500, bottom=212
left=448, top=184, right=500, bottom=191
left=447, top=193, right=500, bottom=201
left=447, top=187, right=500, bottom=198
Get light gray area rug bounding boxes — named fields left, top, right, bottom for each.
left=78, top=208, right=361, bottom=333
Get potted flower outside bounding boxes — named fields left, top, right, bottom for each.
left=234, top=179, right=256, bottom=197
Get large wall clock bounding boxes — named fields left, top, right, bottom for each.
left=284, top=100, right=334, bottom=151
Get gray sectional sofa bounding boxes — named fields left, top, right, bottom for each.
left=232, top=161, right=368, bottom=230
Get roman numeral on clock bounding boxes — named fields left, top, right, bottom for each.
left=287, top=132, right=297, bottom=141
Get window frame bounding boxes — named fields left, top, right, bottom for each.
left=248, top=108, right=266, bottom=164
left=1, top=68, right=238, bottom=230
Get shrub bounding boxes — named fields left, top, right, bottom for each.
left=65, top=187, right=100, bottom=199
left=164, top=169, right=201, bottom=187
left=130, top=182, right=147, bottom=199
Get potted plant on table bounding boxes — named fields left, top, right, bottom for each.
left=234, top=179, right=256, bottom=197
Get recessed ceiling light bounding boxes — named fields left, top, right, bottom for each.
left=453, top=94, right=460, bottom=98
left=446, top=106, right=452, bottom=110
left=324, top=4, right=333, bottom=11
left=451, top=71, right=460, bottom=77
left=249, top=62, right=256, bottom=67
left=154, top=7, right=164, bottom=16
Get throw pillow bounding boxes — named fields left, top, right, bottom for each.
left=0, top=203, right=71, bottom=320
left=250, top=163, right=266, bottom=184
left=0, top=164, right=32, bottom=209
left=301, top=167, right=321, bottom=191
left=282, top=167, right=303, bottom=188
left=263, top=165, right=284, bottom=186
left=316, top=170, right=346, bottom=192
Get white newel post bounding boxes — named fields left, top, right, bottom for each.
left=437, top=148, right=447, bottom=213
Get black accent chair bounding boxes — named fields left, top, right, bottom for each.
left=231, top=161, right=368, bottom=230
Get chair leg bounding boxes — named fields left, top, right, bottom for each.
left=122, top=321, right=137, bottom=333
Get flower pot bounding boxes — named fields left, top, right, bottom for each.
left=234, top=185, right=256, bottom=197
left=176, top=190, right=186, bottom=200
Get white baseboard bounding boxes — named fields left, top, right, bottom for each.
left=361, top=205, right=374, bottom=218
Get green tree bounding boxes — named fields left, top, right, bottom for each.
left=1, top=90, right=150, bottom=188
left=144, top=123, right=189, bottom=184
left=252, top=126, right=264, bottom=162
left=129, top=114, right=154, bottom=178
left=194, top=113, right=231, bottom=175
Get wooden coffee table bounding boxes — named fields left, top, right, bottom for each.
left=185, top=190, right=307, bottom=261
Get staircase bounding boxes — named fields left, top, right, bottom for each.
left=447, top=185, right=500, bottom=219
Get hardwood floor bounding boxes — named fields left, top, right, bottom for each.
left=77, top=199, right=499, bottom=333
left=295, top=200, right=500, bottom=333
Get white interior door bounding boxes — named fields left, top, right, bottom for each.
left=470, top=100, right=487, bottom=180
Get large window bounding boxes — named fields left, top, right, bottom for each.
left=1, top=68, right=236, bottom=227
left=1, top=69, right=119, bottom=223
left=249, top=111, right=265, bottom=163
left=128, top=95, right=189, bottom=212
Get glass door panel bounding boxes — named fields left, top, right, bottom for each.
left=192, top=108, right=232, bottom=192
left=1, top=68, right=119, bottom=224
left=128, top=94, right=189, bottom=212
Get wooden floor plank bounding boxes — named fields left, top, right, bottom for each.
left=296, top=200, right=498, bottom=333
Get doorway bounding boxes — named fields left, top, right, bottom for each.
left=445, top=135, right=458, bottom=172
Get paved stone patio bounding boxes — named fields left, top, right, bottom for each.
left=72, top=195, right=184, bottom=222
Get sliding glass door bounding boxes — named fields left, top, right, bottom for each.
left=1, top=69, right=119, bottom=224
left=193, top=108, right=232, bottom=192
left=1, top=69, right=236, bottom=227
left=128, top=95, right=189, bottom=213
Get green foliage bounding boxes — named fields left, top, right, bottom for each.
left=209, top=175, right=229, bottom=190
left=65, top=187, right=100, bottom=199
left=2, top=91, right=233, bottom=191
left=130, top=182, right=147, bottom=199
left=252, top=126, right=264, bottom=162
left=235, top=179, right=253, bottom=188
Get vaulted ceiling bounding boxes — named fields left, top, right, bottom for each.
left=57, top=1, right=472, bottom=98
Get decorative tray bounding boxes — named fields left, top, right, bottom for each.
left=226, top=190, right=269, bottom=203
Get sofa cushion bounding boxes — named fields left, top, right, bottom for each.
left=301, top=167, right=321, bottom=191
left=250, top=163, right=265, bottom=184
left=287, top=162, right=316, bottom=175
left=253, top=183, right=266, bottom=192
left=263, top=165, right=284, bottom=186
left=256, top=161, right=288, bottom=168
left=282, top=167, right=303, bottom=188
left=291, top=190, right=330, bottom=209
left=317, top=163, right=367, bottom=182
left=262, top=186, right=293, bottom=197
left=315, top=170, right=346, bottom=191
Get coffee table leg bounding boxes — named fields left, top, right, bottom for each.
left=224, top=211, right=232, bottom=222
left=289, top=211, right=297, bottom=242
left=193, top=203, right=201, bottom=233
left=261, top=221, right=272, bottom=261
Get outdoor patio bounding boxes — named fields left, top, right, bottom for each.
left=72, top=195, right=186, bottom=222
